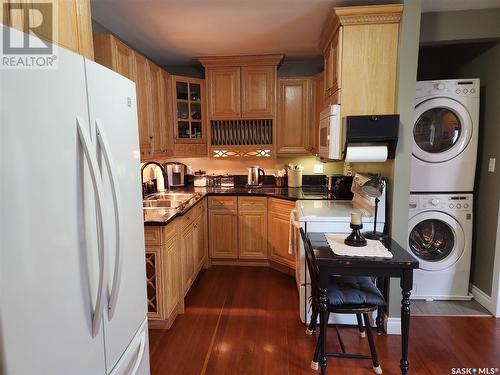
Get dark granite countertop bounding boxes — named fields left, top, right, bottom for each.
left=143, top=185, right=342, bottom=226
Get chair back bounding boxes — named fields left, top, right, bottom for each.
left=299, top=228, right=320, bottom=298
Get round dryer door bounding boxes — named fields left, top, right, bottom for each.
left=408, top=211, right=465, bottom=271
left=413, top=98, right=473, bottom=163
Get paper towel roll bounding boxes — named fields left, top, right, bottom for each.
left=345, top=146, right=388, bottom=162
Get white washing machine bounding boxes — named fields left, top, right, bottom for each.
left=408, top=193, right=473, bottom=300
left=411, top=79, right=479, bottom=192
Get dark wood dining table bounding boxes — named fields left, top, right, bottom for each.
left=307, top=232, right=419, bottom=375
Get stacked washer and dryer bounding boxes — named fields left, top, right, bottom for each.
left=408, top=79, right=479, bottom=301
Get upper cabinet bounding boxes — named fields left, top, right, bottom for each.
left=206, top=67, right=241, bottom=119
left=3, top=0, right=94, bottom=59
left=241, top=66, right=276, bottom=118
left=199, top=55, right=283, bottom=120
left=94, top=34, right=174, bottom=159
left=319, top=4, right=403, bottom=115
left=276, top=77, right=313, bottom=156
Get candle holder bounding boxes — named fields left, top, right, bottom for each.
left=344, top=223, right=367, bottom=247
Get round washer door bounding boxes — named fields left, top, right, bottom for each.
left=408, top=211, right=465, bottom=271
left=413, top=98, right=473, bottom=163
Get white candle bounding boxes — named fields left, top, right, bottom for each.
left=351, top=212, right=362, bottom=225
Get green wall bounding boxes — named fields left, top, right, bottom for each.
left=457, top=44, right=500, bottom=296
left=388, top=0, right=422, bottom=319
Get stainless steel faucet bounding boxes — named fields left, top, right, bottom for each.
left=140, top=162, right=168, bottom=197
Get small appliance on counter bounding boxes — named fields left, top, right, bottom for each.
left=163, top=162, right=186, bottom=187
left=220, top=173, right=235, bottom=188
left=193, top=169, right=207, bottom=187
left=247, top=166, right=265, bottom=187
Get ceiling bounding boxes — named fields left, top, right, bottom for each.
left=91, top=0, right=399, bottom=66
left=421, top=0, right=500, bottom=12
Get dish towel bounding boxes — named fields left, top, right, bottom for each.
left=325, top=233, right=393, bottom=258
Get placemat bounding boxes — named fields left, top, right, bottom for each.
left=325, top=233, right=393, bottom=258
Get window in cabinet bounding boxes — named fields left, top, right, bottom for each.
left=172, top=76, right=205, bottom=143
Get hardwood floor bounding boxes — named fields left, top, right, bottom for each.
left=148, top=266, right=500, bottom=375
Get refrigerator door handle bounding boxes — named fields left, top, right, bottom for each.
left=95, top=119, right=122, bottom=320
left=130, top=330, right=147, bottom=375
left=77, top=116, right=108, bottom=338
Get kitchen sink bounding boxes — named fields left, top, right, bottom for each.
left=143, top=192, right=199, bottom=209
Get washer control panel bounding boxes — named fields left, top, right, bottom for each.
left=409, top=195, right=472, bottom=211
left=416, top=79, right=479, bottom=99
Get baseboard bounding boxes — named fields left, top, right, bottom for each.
left=383, top=314, right=401, bottom=335
left=470, top=284, right=494, bottom=314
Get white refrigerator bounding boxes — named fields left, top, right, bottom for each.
left=0, top=26, right=150, bottom=374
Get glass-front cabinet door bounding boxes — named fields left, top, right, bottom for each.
left=172, top=75, right=205, bottom=143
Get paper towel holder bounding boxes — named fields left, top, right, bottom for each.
left=342, top=114, right=400, bottom=159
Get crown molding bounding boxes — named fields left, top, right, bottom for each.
left=198, top=54, right=284, bottom=67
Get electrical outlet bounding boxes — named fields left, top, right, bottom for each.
left=488, top=158, right=496, bottom=172
left=314, top=164, right=324, bottom=174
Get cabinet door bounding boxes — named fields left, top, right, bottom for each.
left=277, top=77, right=312, bottom=155
left=148, top=61, right=166, bottom=155
left=145, top=247, right=164, bottom=319
left=207, top=67, right=241, bottom=119
left=181, top=224, right=195, bottom=295
left=311, top=71, right=324, bottom=156
left=4, top=0, right=94, bottom=59
left=241, top=66, right=275, bottom=118
left=157, top=70, right=173, bottom=155
left=239, top=211, right=268, bottom=259
left=192, top=216, right=204, bottom=272
left=209, top=210, right=238, bottom=259
left=268, top=212, right=296, bottom=268
left=324, top=28, right=342, bottom=97
left=164, top=234, right=180, bottom=317
left=114, top=38, right=136, bottom=80
left=134, top=53, right=153, bottom=157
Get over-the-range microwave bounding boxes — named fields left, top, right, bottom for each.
left=318, top=104, right=342, bottom=160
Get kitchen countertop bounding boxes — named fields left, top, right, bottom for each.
left=144, top=185, right=340, bottom=226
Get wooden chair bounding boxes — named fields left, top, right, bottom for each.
left=300, top=228, right=385, bottom=374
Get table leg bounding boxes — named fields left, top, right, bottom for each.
left=376, top=277, right=385, bottom=334
left=319, top=271, right=329, bottom=375
left=400, top=270, right=413, bottom=375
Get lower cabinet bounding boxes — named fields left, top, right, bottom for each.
left=268, top=198, right=296, bottom=268
left=208, top=209, right=238, bottom=259
left=238, top=197, right=268, bottom=260
left=144, top=197, right=207, bottom=328
left=144, top=222, right=180, bottom=328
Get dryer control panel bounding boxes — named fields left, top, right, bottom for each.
left=416, top=79, right=480, bottom=99
left=409, top=194, right=472, bottom=211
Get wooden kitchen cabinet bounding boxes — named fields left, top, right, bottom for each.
left=3, top=0, right=94, bottom=59
left=134, top=52, right=153, bottom=157
left=267, top=198, right=296, bottom=269
left=144, top=222, right=181, bottom=328
left=311, top=71, right=325, bottom=156
left=238, top=197, right=268, bottom=260
left=209, top=209, right=238, bottom=259
left=320, top=5, right=402, bottom=115
left=94, top=34, right=174, bottom=159
left=206, top=67, right=241, bottom=119
left=181, top=222, right=195, bottom=295
left=276, top=77, right=313, bottom=156
left=241, top=66, right=275, bottom=118
left=200, top=55, right=282, bottom=121
left=94, top=34, right=136, bottom=80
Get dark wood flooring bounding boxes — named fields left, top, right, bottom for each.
left=148, top=266, right=500, bottom=375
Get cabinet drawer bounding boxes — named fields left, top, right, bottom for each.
left=208, top=196, right=238, bottom=210
left=182, top=198, right=206, bottom=229
left=268, top=198, right=295, bottom=216
left=238, top=196, right=267, bottom=211
left=144, top=227, right=162, bottom=245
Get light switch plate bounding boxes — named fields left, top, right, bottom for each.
left=314, top=164, right=324, bottom=174
left=488, top=158, right=496, bottom=172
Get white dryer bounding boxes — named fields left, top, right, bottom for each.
left=408, top=193, right=473, bottom=300
left=411, top=79, right=479, bottom=192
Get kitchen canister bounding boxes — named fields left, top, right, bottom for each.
left=287, top=169, right=303, bottom=187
